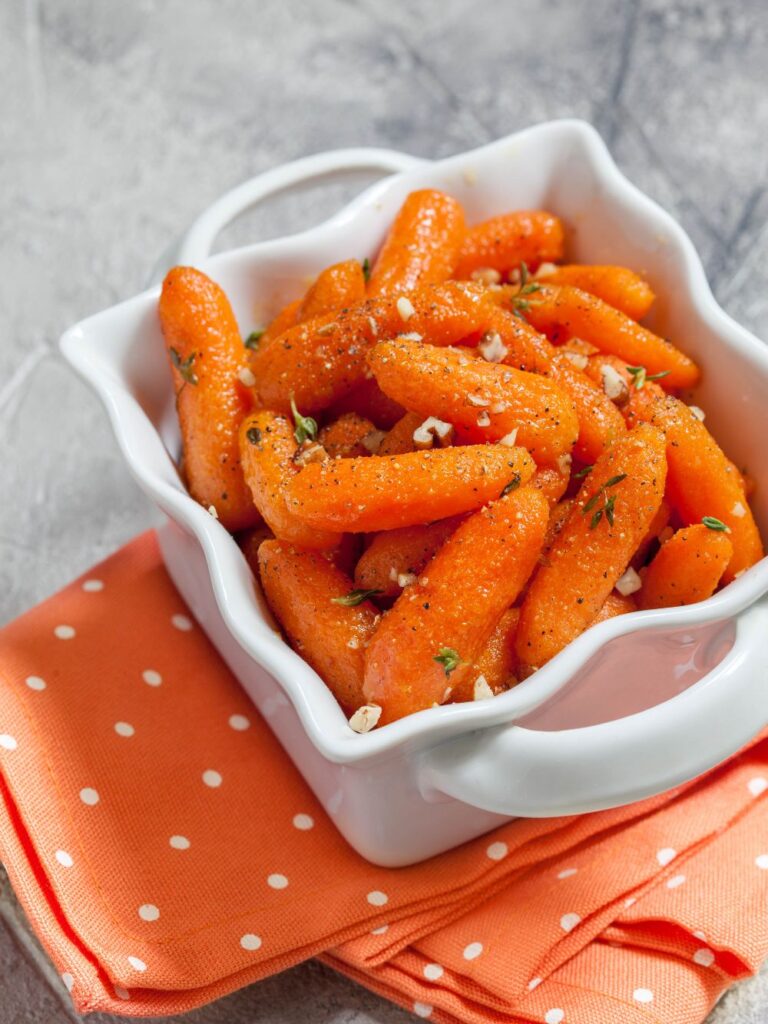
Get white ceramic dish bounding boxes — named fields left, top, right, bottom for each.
left=61, top=121, right=768, bottom=866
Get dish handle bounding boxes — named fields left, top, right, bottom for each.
left=419, top=598, right=768, bottom=817
left=149, top=147, right=427, bottom=279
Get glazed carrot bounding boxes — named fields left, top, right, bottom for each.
left=625, top=384, right=763, bottom=581
left=317, top=413, right=377, bottom=459
left=364, top=486, right=548, bottom=722
left=369, top=339, right=578, bottom=461
left=367, top=189, right=466, bottom=296
left=287, top=445, right=535, bottom=533
left=377, top=412, right=424, bottom=456
left=590, top=591, right=637, bottom=623
left=516, top=423, right=667, bottom=671
left=638, top=525, right=733, bottom=609
left=521, top=285, right=700, bottom=389
left=536, top=265, right=655, bottom=320
left=353, top=517, right=463, bottom=598
left=327, top=378, right=405, bottom=430
left=482, top=306, right=554, bottom=375
left=533, top=461, right=571, bottom=507
left=549, top=351, right=627, bottom=463
left=238, top=410, right=340, bottom=549
left=542, top=498, right=575, bottom=557
left=454, top=211, right=564, bottom=279
left=250, top=282, right=490, bottom=414
left=159, top=266, right=258, bottom=530
left=258, top=540, right=377, bottom=712
left=452, top=608, right=520, bottom=702
left=297, top=259, right=366, bottom=321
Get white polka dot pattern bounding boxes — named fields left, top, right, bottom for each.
left=633, top=988, right=654, bottom=1003
left=463, top=941, right=483, bottom=960
left=413, top=1002, right=432, bottom=1018
left=486, top=840, right=508, bottom=861
left=54, top=625, right=76, bottom=639
left=560, top=912, right=581, bottom=933
left=138, top=903, right=160, bottom=921
left=79, top=787, right=99, bottom=806
left=82, top=579, right=104, bottom=592
left=25, top=675, right=46, bottom=691
left=169, top=835, right=190, bottom=850
left=171, top=614, right=193, bottom=631
left=545, top=1010, right=565, bottom=1024
left=292, top=814, right=314, bottom=831
left=202, top=770, right=222, bottom=788
left=228, top=714, right=250, bottom=731
left=240, top=933, right=262, bottom=951
left=0, top=734, right=17, bottom=751
left=142, top=669, right=162, bottom=687
left=366, top=890, right=388, bottom=906
left=55, top=849, right=74, bottom=868
left=423, top=963, right=443, bottom=980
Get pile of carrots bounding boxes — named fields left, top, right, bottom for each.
left=158, top=189, right=763, bottom=729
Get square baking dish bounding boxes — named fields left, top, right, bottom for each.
left=61, top=121, right=768, bottom=866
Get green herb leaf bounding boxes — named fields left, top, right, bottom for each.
left=509, top=261, right=542, bottom=321
left=290, top=396, right=318, bottom=445
left=604, top=493, right=616, bottom=527
left=434, top=647, right=463, bottom=677
left=362, top=257, right=371, bottom=282
left=170, top=347, right=198, bottom=386
left=331, top=588, right=382, bottom=607
left=647, top=370, right=671, bottom=382
left=626, top=365, right=647, bottom=389
left=573, top=465, right=594, bottom=479
left=590, top=509, right=603, bottom=529
left=582, top=491, right=602, bottom=514
left=702, top=516, right=730, bottom=532
left=500, top=473, right=522, bottom=498
left=246, top=426, right=262, bottom=446
left=244, top=330, right=264, bottom=350
left=604, top=473, right=628, bottom=489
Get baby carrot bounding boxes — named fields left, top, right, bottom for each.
left=258, top=540, right=378, bottom=712
left=353, top=516, right=463, bottom=598
left=250, top=282, right=490, bottom=414
left=369, top=338, right=578, bottom=461
left=454, top=210, right=565, bottom=279
left=364, top=486, right=548, bottom=722
left=452, top=608, right=520, bottom=702
left=631, top=497, right=671, bottom=568
left=523, top=285, right=700, bottom=389
left=625, top=384, right=763, bottom=581
left=536, top=265, right=655, bottom=320
left=158, top=266, right=258, bottom=530
left=638, top=525, right=733, bottom=609
left=238, top=410, right=340, bottom=549
left=286, top=444, right=535, bottom=533
left=367, top=189, right=466, bottom=296
left=549, top=351, right=627, bottom=464
left=318, top=413, right=377, bottom=459
left=297, top=259, right=366, bottom=321
left=516, top=423, right=667, bottom=671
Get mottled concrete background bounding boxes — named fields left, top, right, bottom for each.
left=2, top=0, right=768, bottom=1020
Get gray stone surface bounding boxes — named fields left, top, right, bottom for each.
left=1, top=0, right=767, bottom=1020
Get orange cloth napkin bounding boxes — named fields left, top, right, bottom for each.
left=0, top=531, right=766, bottom=1022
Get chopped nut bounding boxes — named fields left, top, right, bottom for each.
left=564, top=351, right=589, bottom=370
left=361, top=429, right=386, bottom=454
left=396, top=296, right=415, bottom=321
left=348, top=704, right=382, bottom=733
left=388, top=566, right=399, bottom=582
left=499, top=429, right=519, bottom=447
left=467, top=394, right=490, bottom=408
left=397, top=331, right=423, bottom=342
left=315, top=321, right=337, bottom=336
left=556, top=452, right=572, bottom=475
left=207, top=505, right=219, bottom=519
left=476, top=410, right=491, bottom=427
left=367, top=316, right=379, bottom=336
left=470, top=267, right=502, bottom=285
left=347, top=637, right=360, bottom=650
left=238, top=366, right=257, bottom=387
left=689, top=405, right=706, bottom=422
left=442, top=687, right=453, bottom=703
left=533, top=261, right=558, bottom=278
left=490, top=401, right=507, bottom=414
left=731, top=501, right=747, bottom=518
left=473, top=675, right=495, bottom=701
left=478, top=330, right=508, bottom=362
left=412, top=416, right=454, bottom=449
left=615, top=567, right=642, bottom=597
left=601, top=364, right=630, bottom=405
left=397, top=572, right=417, bottom=588
left=294, top=443, right=328, bottom=467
